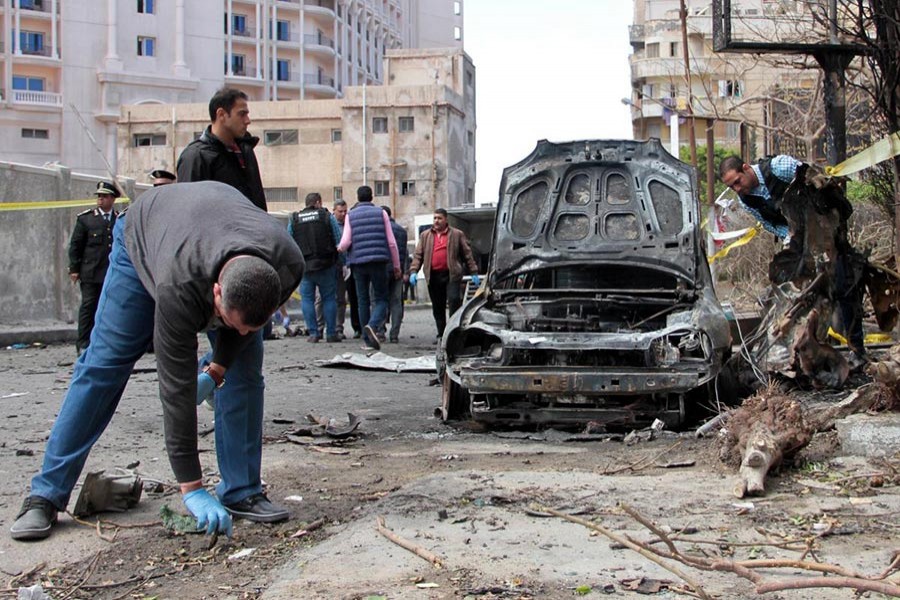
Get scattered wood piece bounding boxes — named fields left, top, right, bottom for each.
left=375, top=515, right=443, bottom=568
left=695, top=411, right=730, bottom=438
left=8, top=562, right=46, bottom=588
left=535, top=505, right=711, bottom=600
left=308, top=446, right=350, bottom=455
left=600, top=440, right=684, bottom=475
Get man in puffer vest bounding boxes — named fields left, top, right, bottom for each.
left=289, top=192, right=343, bottom=342
left=337, top=186, right=401, bottom=350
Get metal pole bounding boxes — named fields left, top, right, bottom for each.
left=678, top=0, right=697, bottom=167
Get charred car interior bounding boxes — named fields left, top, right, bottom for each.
left=436, top=139, right=732, bottom=429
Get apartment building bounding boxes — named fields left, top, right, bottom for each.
left=118, top=47, right=476, bottom=233
left=627, top=0, right=817, bottom=157
left=0, top=0, right=463, bottom=177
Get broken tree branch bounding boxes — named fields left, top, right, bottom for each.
left=534, top=505, right=712, bottom=600
left=375, top=516, right=443, bottom=568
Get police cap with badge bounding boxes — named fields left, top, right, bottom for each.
left=94, top=180, right=121, bottom=198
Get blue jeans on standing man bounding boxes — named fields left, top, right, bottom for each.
left=352, top=261, right=389, bottom=346
left=301, top=268, right=337, bottom=338
left=30, top=215, right=266, bottom=510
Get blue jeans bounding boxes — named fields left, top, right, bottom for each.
left=31, top=216, right=265, bottom=509
left=301, top=268, right=337, bottom=338
left=353, top=261, right=389, bottom=344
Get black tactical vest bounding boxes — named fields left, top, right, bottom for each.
left=291, top=207, right=337, bottom=272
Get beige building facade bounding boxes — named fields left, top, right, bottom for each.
left=0, top=0, right=463, bottom=178
left=627, top=0, right=817, bottom=156
left=118, top=47, right=476, bottom=233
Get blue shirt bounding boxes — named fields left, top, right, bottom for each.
left=738, top=155, right=800, bottom=240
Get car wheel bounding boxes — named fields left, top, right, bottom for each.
left=441, top=372, right=471, bottom=421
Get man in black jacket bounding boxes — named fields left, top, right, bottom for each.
left=68, top=181, right=119, bottom=354
left=176, top=88, right=266, bottom=211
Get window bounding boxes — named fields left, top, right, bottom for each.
left=265, top=187, right=298, bottom=202
left=276, top=59, right=290, bottom=81
left=263, top=129, right=299, bottom=146
left=19, top=0, right=41, bottom=9
left=333, top=187, right=343, bottom=201
left=467, top=130, right=474, bottom=146
left=398, top=116, right=414, bottom=133
left=21, top=128, right=49, bottom=139
left=466, top=70, right=474, bottom=87
left=232, top=14, right=247, bottom=34
left=137, top=0, right=154, bottom=14
left=718, top=80, right=743, bottom=98
left=453, top=26, right=461, bottom=41
left=454, top=1, right=461, bottom=15
left=669, top=41, right=679, bottom=57
left=17, top=31, right=44, bottom=55
left=12, top=76, right=44, bottom=91
left=372, top=117, right=388, bottom=133
left=725, top=121, right=741, bottom=140
left=229, top=54, right=245, bottom=76
left=137, top=36, right=155, bottom=56
left=276, top=20, right=290, bottom=41
left=133, top=133, right=166, bottom=147
left=331, top=129, right=342, bottom=142
left=374, top=180, right=389, bottom=196
left=646, top=42, right=659, bottom=58
left=400, top=181, right=416, bottom=196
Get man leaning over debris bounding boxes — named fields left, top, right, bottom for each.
left=718, top=154, right=867, bottom=365
left=10, top=181, right=304, bottom=541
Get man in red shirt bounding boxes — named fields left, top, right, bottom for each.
left=409, top=209, right=480, bottom=339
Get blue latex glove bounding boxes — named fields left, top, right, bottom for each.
left=282, top=316, right=291, bottom=328
left=471, top=274, right=481, bottom=287
left=196, top=372, right=215, bottom=406
left=183, top=488, right=233, bottom=537
left=409, top=272, right=418, bottom=287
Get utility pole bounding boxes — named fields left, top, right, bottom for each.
left=678, top=0, right=698, bottom=168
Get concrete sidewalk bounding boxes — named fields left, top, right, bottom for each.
left=0, top=320, right=77, bottom=347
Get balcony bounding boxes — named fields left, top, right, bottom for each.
left=630, top=56, right=717, bottom=80
left=303, top=73, right=334, bottom=87
left=303, top=0, right=336, bottom=18
left=274, top=32, right=301, bottom=44
left=304, top=31, right=335, bottom=56
left=275, top=72, right=302, bottom=87
left=12, top=89, right=62, bottom=107
left=232, top=27, right=256, bottom=38
left=629, top=24, right=644, bottom=46
left=18, top=0, right=53, bottom=14
left=225, top=66, right=264, bottom=85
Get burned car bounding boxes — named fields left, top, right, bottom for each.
left=436, top=139, right=731, bottom=428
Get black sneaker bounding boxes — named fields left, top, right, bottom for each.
left=364, top=325, right=381, bottom=350
left=224, top=493, right=289, bottom=523
left=10, top=496, right=58, bottom=541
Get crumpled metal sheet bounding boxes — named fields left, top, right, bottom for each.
left=315, top=351, right=436, bottom=373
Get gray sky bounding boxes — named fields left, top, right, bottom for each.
left=464, top=1, right=635, bottom=204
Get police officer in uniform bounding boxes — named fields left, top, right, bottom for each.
left=288, top=192, right=342, bottom=342
left=150, top=169, right=176, bottom=187
left=69, top=181, right=119, bottom=354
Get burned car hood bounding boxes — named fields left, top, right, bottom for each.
left=491, top=138, right=701, bottom=283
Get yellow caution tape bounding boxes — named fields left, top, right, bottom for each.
left=0, top=198, right=130, bottom=212
left=825, top=131, right=900, bottom=177
left=708, top=224, right=761, bottom=263
left=291, top=291, right=301, bottom=301
left=827, top=327, right=893, bottom=346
